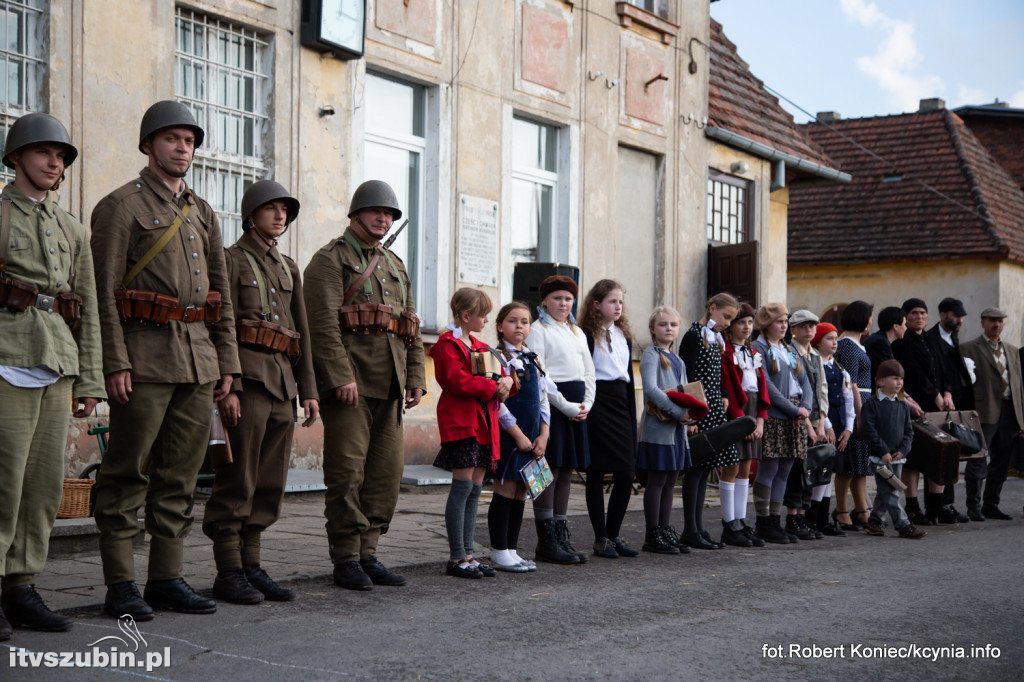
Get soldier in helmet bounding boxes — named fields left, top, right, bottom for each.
left=0, top=114, right=104, bottom=640
left=202, top=180, right=318, bottom=605
left=90, top=101, right=240, bottom=620
left=303, top=180, right=426, bottom=590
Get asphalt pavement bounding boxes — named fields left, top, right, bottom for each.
left=4, top=479, right=1024, bottom=681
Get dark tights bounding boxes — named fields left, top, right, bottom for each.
left=643, top=471, right=678, bottom=528
left=682, top=467, right=709, bottom=537
left=488, top=494, right=527, bottom=550
left=532, top=467, right=573, bottom=515
left=585, top=469, right=634, bottom=541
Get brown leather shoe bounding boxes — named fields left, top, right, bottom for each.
left=864, top=518, right=885, bottom=536
left=898, top=524, right=927, bottom=539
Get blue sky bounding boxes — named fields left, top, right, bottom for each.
left=710, top=0, right=1024, bottom=122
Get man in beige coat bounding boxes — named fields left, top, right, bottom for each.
left=959, top=307, right=1024, bottom=521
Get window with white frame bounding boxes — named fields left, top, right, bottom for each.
left=175, top=7, right=271, bottom=244
left=510, top=116, right=559, bottom=264
left=706, top=171, right=751, bottom=244
left=628, top=0, right=669, bottom=19
left=0, top=0, right=47, bottom=184
left=363, top=72, right=426, bottom=299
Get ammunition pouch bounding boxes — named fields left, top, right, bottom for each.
left=338, top=303, right=420, bottom=346
left=238, top=318, right=301, bottom=358
left=115, top=289, right=222, bottom=325
left=0, top=273, right=83, bottom=331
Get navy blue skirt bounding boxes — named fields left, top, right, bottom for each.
left=637, top=425, right=691, bottom=472
left=546, top=380, right=591, bottom=469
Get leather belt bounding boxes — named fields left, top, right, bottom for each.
left=167, top=306, right=207, bottom=323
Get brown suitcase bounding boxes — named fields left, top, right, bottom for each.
left=908, top=421, right=960, bottom=485
left=920, top=410, right=988, bottom=460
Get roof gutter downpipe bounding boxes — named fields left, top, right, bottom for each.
left=770, top=159, right=786, bottom=192
left=705, top=126, right=851, bottom=184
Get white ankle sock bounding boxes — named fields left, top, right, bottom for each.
left=509, top=550, right=528, bottom=564
left=734, top=478, right=750, bottom=521
left=720, top=481, right=736, bottom=522
left=492, top=549, right=514, bottom=566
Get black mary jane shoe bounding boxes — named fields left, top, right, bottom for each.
left=446, top=561, right=483, bottom=580
left=833, top=509, right=858, bottom=532
left=680, top=532, right=718, bottom=550
left=467, top=560, right=497, bottom=577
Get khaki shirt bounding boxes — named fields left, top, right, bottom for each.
left=303, top=228, right=425, bottom=400
left=0, top=184, right=105, bottom=399
left=90, top=167, right=240, bottom=384
left=225, top=230, right=316, bottom=402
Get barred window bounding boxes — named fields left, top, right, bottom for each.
left=175, top=7, right=271, bottom=244
left=707, top=171, right=750, bottom=244
left=0, top=0, right=47, bottom=184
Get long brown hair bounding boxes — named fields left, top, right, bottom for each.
left=579, top=279, right=632, bottom=348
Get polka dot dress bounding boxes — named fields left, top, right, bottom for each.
left=682, top=322, right=739, bottom=468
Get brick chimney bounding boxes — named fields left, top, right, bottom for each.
left=816, top=111, right=841, bottom=123
left=919, top=98, right=946, bottom=113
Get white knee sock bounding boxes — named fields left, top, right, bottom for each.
left=720, top=481, right=736, bottom=522
left=734, top=478, right=750, bottom=521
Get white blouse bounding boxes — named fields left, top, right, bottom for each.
left=592, top=323, right=631, bottom=382
left=733, top=343, right=760, bottom=393
left=526, top=314, right=597, bottom=419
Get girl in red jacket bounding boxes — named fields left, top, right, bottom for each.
left=719, top=302, right=771, bottom=547
left=431, top=289, right=530, bottom=579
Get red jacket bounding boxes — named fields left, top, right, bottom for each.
left=721, top=341, right=771, bottom=420
left=429, top=331, right=512, bottom=463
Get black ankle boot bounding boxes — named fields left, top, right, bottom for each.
left=213, top=568, right=264, bottom=605
left=0, top=603, right=10, bottom=641
left=740, top=519, right=765, bottom=547
left=104, top=581, right=154, bottom=621
left=244, top=565, right=296, bottom=601
left=756, top=515, right=791, bottom=544
left=642, top=527, right=680, bottom=554
left=817, top=497, right=846, bottom=536
left=144, top=578, right=216, bottom=614
left=721, top=519, right=753, bottom=547
left=905, top=496, right=932, bottom=526
left=1, top=585, right=73, bottom=632
left=785, top=514, right=816, bottom=540
left=534, top=519, right=579, bottom=564
left=554, top=519, right=588, bottom=563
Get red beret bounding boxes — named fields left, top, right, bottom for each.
left=665, top=391, right=709, bottom=422
left=812, top=322, right=837, bottom=347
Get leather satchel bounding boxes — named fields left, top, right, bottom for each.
left=919, top=410, right=988, bottom=460
left=803, top=443, right=838, bottom=487
left=942, top=421, right=984, bottom=456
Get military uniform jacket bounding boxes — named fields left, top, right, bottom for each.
left=0, top=184, right=104, bottom=399
left=302, top=228, right=425, bottom=400
left=90, top=167, right=240, bottom=384
left=225, top=230, right=316, bottom=402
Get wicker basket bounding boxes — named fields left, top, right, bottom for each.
left=57, top=478, right=95, bottom=519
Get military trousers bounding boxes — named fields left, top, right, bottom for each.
left=93, top=381, right=213, bottom=584
left=0, top=376, right=72, bottom=586
left=203, top=381, right=294, bottom=570
left=322, top=395, right=404, bottom=564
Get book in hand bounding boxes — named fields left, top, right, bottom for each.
left=520, top=456, right=554, bottom=500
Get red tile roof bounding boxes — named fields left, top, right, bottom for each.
left=955, top=111, right=1024, bottom=191
left=708, top=19, right=836, bottom=172
left=788, top=110, right=1024, bottom=265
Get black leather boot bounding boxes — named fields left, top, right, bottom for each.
left=1, top=585, right=73, bottom=631
left=144, top=578, right=216, bottom=614
left=928, top=492, right=958, bottom=524
left=759, top=515, right=791, bottom=544
left=817, top=497, right=846, bottom=536
left=554, top=519, right=588, bottom=563
left=785, top=514, right=816, bottom=540
left=642, top=527, right=679, bottom=554
left=359, top=557, right=407, bottom=586
left=905, top=496, right=931, bottom=526
left=244, top=565, right=296, bottom=601
left=104, top=581, right=154, bottom=621
left=741, top=519, right=766, bottom=547
left=721, top=519, right=753, bottom=547
left=534, top=519, right=579, bottom=564
left=333, top=561, right=373, bottom=590
left=661, top=526, right=690, bottom=553
left=213, top=568, right=264, bottom=605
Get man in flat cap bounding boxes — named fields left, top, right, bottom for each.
left=960, top=307, right=1024, bottom=520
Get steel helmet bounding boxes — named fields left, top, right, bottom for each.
left=3, top=113, right=79, bottom=169
left=138, top=100, right=205, bottom=153
left=347, top=180, right=402, bottom=221
left=240, top=180, right=300, bottom=230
